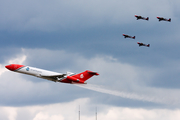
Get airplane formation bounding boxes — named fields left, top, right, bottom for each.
left=123, top=15, right=171, bottom=47
left=5, top=15, right=172, bottom=84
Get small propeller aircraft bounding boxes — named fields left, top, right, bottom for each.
left=5, top=64, right=99, bottom=84
left=135, top=15, right=149, bottom=21
left=137, top=42, right=150, bottom=47
left=123, top=34, right=135, bottom=39
left=157, top=17, right=171, bottom=22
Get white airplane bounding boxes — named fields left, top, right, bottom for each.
left=5, top=64, right=99, bottom=84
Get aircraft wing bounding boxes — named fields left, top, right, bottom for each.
left=40, top=73, right=67, bottom=82
left=40, top=74, right=66, bottom=78
left=40, top=72, right=75, bottom=82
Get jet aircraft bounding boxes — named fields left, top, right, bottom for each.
left=135, top=15, right=149, bottom=21
left=123, top=34, right=135, bottom=39
left=5, top=64, right=99, bottom=84
left=157, top=17, right=171, bottom=22
left=137, top=42, right=150, bottom=47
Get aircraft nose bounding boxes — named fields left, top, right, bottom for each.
left=5, top=65, right=11, bottom=70
left=5, top=64, right=25, bottom=71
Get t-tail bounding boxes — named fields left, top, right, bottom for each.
left=67, top=70, right=99, bottom=84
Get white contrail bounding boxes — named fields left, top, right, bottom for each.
left=75, top=84, right=169, bottom=104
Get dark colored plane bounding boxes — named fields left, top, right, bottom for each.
left=123, top=34, right=135, bottom=39
left=135, top=15, right=149, bottom=21
left=137, top=42, right=150, bottom=47
left=157, top=17, right=171, bottom=22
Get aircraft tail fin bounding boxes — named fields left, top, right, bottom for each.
left=146, top=17, right=149, bottom=20
left=168, top=18, right=171, bottom=22
left=132, top=36, right=135, bottom=39
left=71, top=70, right=99, bottom=83
left=147, top=44, right=150, bottom=47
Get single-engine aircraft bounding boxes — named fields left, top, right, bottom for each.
left=135, top=15, right=149, bottom=21
left=137, top=42, right=150, bottom=47
left=5, top=64, right=99, bottom=84
left=123, top=34, right=135, bottom=39
left=157, top=17, right=171, bottom=22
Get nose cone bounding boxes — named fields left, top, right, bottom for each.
left=5, top=64, right=25, bottom=71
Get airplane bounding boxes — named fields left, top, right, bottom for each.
left=157, top=17, right=171, bottom=22
left=123, top=34, right=135, bottom=39
left=137, top=42, right=150, bottom=47
left=135, top=15, right=149, bottom=21
left=5, top=64, right=99, bottom=84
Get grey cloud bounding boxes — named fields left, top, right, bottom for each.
left=1, top=48, right=180, bottom=108
left=1, top=100, right=180, bottom=120
left=0, top=0, right=176, bottom=31
left=0, top=0, right=180, bottom=119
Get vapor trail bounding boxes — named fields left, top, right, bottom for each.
left=76, top=84, right=168, bottom=104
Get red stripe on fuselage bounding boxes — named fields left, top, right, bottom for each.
left=5, top=64, right=25, bottom=71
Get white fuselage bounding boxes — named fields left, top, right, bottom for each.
left=17, top=66, right=60, bottom=77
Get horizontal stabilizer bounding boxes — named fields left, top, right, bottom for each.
left=87, top=71, right=99, bottom=75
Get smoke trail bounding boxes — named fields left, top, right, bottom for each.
left=75, top=84, right=168, bottom=104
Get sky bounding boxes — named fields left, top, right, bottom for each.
left=1, top=0, right=180, bottom=120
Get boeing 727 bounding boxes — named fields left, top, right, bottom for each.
left=5, top=64, right=99, bottom=84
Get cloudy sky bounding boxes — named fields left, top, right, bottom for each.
left=1, top=0, right=180, bottom=120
